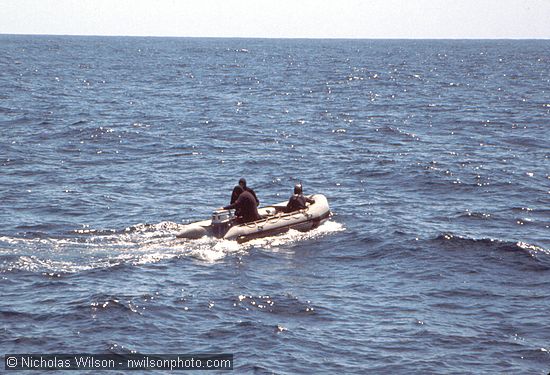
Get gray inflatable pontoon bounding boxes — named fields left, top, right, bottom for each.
left=176, top=194, right=331, bottom=243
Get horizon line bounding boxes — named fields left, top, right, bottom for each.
left=1, top=32, right=549, bottom=41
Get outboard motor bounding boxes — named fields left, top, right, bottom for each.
left=211, top=209, right=234, bottom=238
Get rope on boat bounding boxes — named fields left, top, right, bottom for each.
left=241, top=209, right=309, bottom=229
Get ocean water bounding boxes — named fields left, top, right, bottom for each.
left=1, top=35, right=549, bottom=374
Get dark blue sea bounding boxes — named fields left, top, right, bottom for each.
left=1, top=35, right=549, bottom=374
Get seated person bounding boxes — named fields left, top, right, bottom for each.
left=224, top=186, right=261, bottom=223
left=230, top=178, right=259, bottom=206
left=286, top=184, right=315, bottom=213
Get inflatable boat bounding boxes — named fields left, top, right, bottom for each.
left=176, top=194, right=331, bottom=243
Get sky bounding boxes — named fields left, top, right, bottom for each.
left=1, top=0, right=550, bottom=39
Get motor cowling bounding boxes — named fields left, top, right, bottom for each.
left=211, top=209, right=234, bottom=238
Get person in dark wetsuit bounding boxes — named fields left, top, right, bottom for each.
left=286, top=184, right=315, bottom=213
left=230, top=178, right=259, bottom=206
left=224, top=186, right=261, bottom=223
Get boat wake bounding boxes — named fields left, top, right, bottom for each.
left=0, top=220, right=345, bottom=274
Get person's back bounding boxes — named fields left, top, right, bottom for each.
left=286, top=194, right=312, bottom=212
left=286, top=184, right=315, bottom=213
left=225, top=189, right=261, bottom=223
left=230, top=178, right=259, bottom=206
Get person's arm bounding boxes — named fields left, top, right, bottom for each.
left=305, top=196, right=315, bottom=204
left=225, top=193, right=245, bottom=210
left=224, top=202, right=237, bottom=210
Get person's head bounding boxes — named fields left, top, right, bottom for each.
left=238, top=178, right=247, bottom=188
left=233, top=185, right=244, bottom=197
left=294, top=183, right=302, bottom=195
